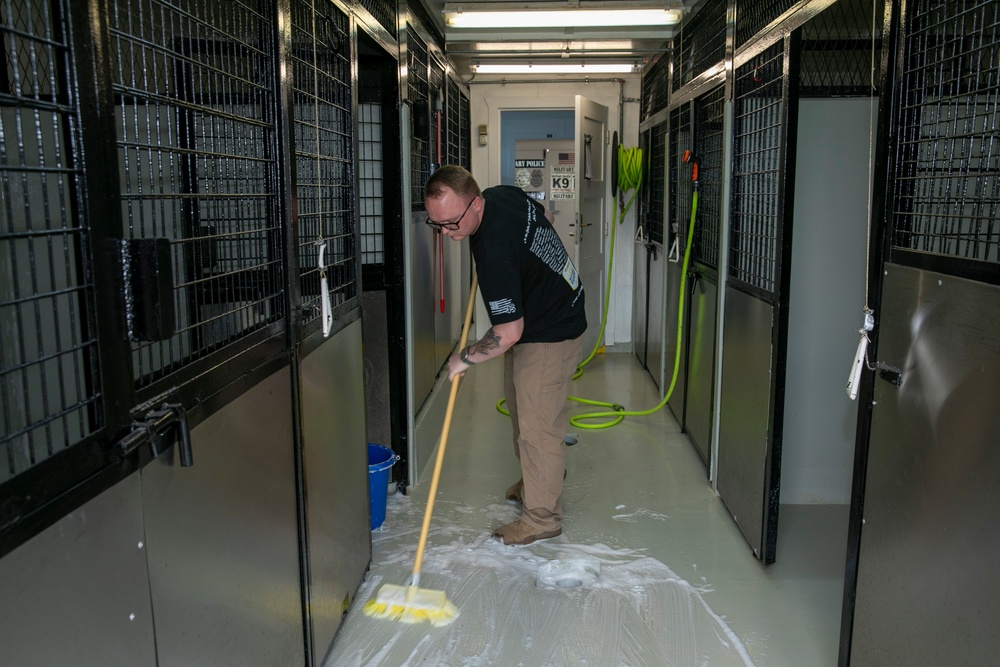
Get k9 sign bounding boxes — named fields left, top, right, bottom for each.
left=552, top=175, right=575, bottom=190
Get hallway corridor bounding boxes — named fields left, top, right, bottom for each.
left=328, top=353, right=848, bottom=666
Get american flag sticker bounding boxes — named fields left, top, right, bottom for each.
left=489, top=298, right=517, bottom=316
left=557, top=152, right=575, bottom=164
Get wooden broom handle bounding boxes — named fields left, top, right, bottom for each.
left=411, top=272, right=478, bottom=582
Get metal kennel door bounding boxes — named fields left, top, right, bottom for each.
left=716, top=37, right=798, bottom=564
left=847, top=0, right=1000, bottom=662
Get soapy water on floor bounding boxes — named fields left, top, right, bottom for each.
left=325, top=494, right=755, bottom=667
left=611, top=506, right=671, bottom=523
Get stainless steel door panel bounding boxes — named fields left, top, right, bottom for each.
left=647, top=251, right=666, bottom=390
left=362, top=290, right=392, bottom=447
left=142, top=366, right=303, bottom=666
left=434, top=241, right=461, bottom=379
left=633, top=247, right=650, bottom=367
left=301, top=321, right=371, bottom=657
left=717, top=288, right=775, bottom=558
left=665, top=261, right=686, bottom=416
left=851, top=265, right=1000, bottom=665
left=686, top=275, right=718, bottom=465
left=410, top=211, right=438, bottom=409
left=0, top=474, right=155, bottom=665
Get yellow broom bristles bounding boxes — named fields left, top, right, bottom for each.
left=361, top=583, right=460, bottom=627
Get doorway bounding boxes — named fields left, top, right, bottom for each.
left=500, top=109, right=574, bottom=186
left=358, top=31, right=406, bottom=484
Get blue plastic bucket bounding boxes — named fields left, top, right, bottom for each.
left=367, top=444, right=398, bottom=530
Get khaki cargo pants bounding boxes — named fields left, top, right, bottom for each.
left=503, top=335, right=584, bottom=532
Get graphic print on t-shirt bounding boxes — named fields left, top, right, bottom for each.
left=530, top=225, right=580, bottom=289
left=489, top=298, right=516, bottom=316
left=471, top=185, right=586, bottom=343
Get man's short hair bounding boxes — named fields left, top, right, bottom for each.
left=425, top=165, right=482, bottom=200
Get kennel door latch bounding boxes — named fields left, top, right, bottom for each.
left=875, top=362, right=902, bottom=387
left=116, top=402, right=194, bottom=467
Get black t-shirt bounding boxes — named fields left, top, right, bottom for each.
left=470, top=185, right=586, bottom=343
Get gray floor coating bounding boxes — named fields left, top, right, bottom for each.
left=326, top=352, right=849, bottom=666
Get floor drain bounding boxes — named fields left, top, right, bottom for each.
left=564, top=434, right=578, bottom=446
left=536, top=558, right=600, bottom=589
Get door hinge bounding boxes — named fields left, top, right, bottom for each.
left=116, top=402, right=194, bottom=466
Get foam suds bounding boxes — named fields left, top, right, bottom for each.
left=611, top=506, right=670, bottom=523
left=325, top=495, right=755, bottom=666
left=536, top=558, right=600, bottom=589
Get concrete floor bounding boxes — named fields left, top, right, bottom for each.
left=326, top=352, right=849, bottom=666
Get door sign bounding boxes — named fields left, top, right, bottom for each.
left=551, top=171, right=576, bottom=200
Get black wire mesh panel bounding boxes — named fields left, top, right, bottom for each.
left=641, top=54, right=670, bottom=122
left=459, top=93, right=470, bottom=169
left=800, top=0, right=885, bottom=97
left=358, top=0, right=397, bottom=39
left=405, top=0, right=444, bottom=50
left=672, top=0, right=727, bottom=91
left=730, top=42, right=785, bottom=296
left=888, top=0, right=999, bottom=269
left=359, top=66, right=384, bottom=268
left=407, top=26, right=429, bottom=211
left=735, top=0, right=797, bottom=49
left=1, top=0, right=100, bottom=482
left=642, top=122, right=668, bottom=246
left=292, top=0, right=356, bottom=326
left=694, top=85, right=726, bottom=269
left=670, top=103, right=693, bottom=252
left=429, top=58, right=444, bottom=169
left=429, top=57, right=444, bottom=97
left=446, top=78, right=460, bottom=167
left=111, top=0, right=282, bottom=387
left=638, top=128, right=651, bottom=239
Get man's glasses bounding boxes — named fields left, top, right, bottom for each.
left=426, top=196, right=476, bottom=231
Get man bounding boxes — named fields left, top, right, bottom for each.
left=424, top=165, right=586, bottom=546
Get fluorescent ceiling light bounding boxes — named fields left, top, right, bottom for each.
left=445, top=9, right=682, bottom=29
left=472, top=63, right=636, bottom=74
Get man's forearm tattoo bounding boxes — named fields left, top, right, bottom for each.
left=474, top=328, right=502, bottom=356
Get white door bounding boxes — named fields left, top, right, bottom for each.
left=575, top=96, right=608, bottom=355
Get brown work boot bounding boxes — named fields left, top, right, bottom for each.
left=505, top=478, right=524, bottom=504
left=492, top=518, right=562, bottom=546
left=504, top=469, right=567, bottom=505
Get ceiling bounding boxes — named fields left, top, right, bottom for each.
left=417, top=0, right=696, bottom=79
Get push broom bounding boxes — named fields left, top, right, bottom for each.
left=362, top=272, right=478, bottom=626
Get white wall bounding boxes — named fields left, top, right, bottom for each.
left=466, top=75, right=641, bottom=348
left=782, top=98, right=877, bottom=504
